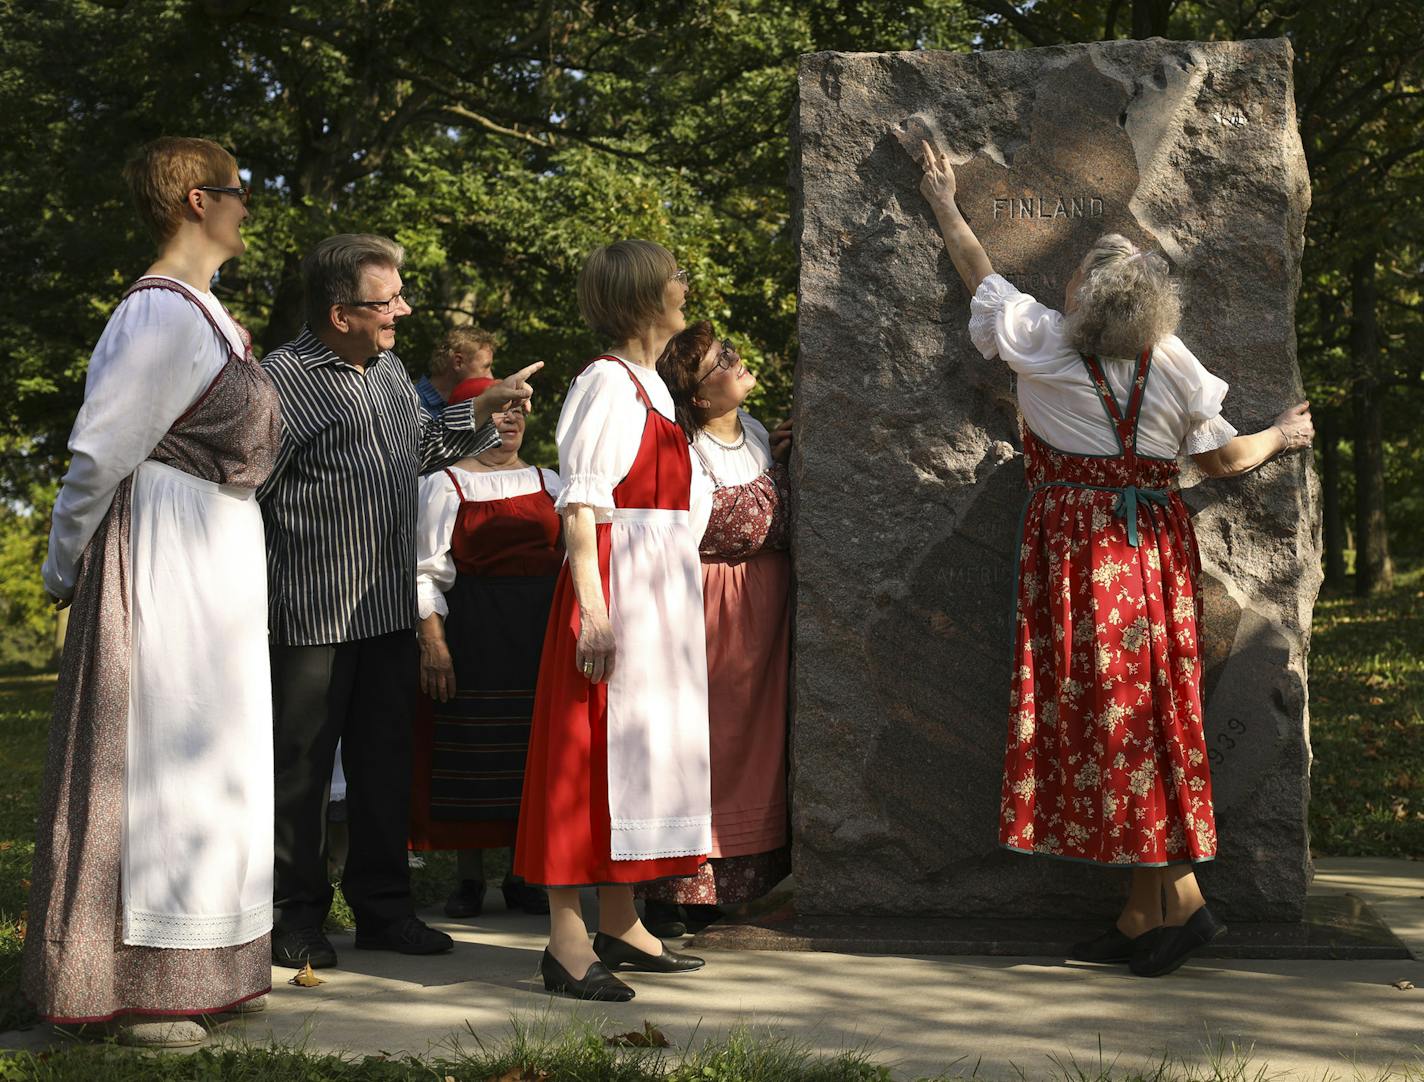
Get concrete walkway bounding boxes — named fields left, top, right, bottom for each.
left=5, top=857, right=1423, bottom=1078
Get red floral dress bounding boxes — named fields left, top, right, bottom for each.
left=1000, top=349, right=1217, bottom=866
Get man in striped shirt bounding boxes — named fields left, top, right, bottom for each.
left=259, top=234, right=541, bottom=970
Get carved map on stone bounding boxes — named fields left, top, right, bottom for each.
left=791, top=39, right=1319, bottom=921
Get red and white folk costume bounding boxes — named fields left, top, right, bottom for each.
left=411, top=465, right=564, bottom=850
left=969, top=274, right=1237, bottom=867
left=514, top=357, right=711, bottom=887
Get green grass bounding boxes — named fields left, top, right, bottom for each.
left=1308, top=560, right=1424, bottom=857
left=0, top=1018, right=1395, bottom=1081
left=0, top=675, right=54, bottom=1033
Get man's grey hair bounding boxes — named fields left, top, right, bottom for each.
left=302, top=233, right=405, bottom=330
left=1062, top=234, right=1180, bottom=358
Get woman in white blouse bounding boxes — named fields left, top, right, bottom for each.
left=917, top=138, right=1313, bottom=977
left=411, top=376, right=561, bottom=920
left=27, top=137, right=279, bottom=1046
left=643, top=323, right=793, bottom=937
left=514, top=240, right=709, bottom=1001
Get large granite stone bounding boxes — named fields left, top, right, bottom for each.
left=790, top=39, right=1320, bottom=922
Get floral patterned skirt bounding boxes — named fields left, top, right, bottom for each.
left=999, top=480, right=1217, bottom=866
left=640, top=847, right=791, bottom=906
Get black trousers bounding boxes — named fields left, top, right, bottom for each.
left=271, top=629, right=418, bottom=932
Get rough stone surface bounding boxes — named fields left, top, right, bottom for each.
left=790, top=39, right=1320, bottom=922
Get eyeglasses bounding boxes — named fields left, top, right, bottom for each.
left=669, top=268, right=690, bottom=286
left=696, top=340, right=739, bottom=385
left=196, top=185, right=251, bottom=205
left=346, top=289, right=417, bottom=314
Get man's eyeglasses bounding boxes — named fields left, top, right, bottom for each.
left=346, top=289, right=417, bottom=314
left=669, top=268, right=690, bottom=286
left=697, top=340, right=739, bottom=385
left=196, top=185, right=251, bottom=205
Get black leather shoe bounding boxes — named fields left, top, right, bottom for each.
left=540, top=949, right=634, bottom=1001
left=593, top=932, right=704, bottom=973
left=642, top=901, right=687, bottom=938
left=1069, top=925, right=1163, bottom=963
left=271, top=926, right=338, bottom=969
left=354, top=915, right=454, bottom=955
left=682, top=904, right=724, bottom=934
left=501, top=875, right=550, bottom=915
left=444, top=879, right=487, bottom=919
left=1130, top=906, right=1226, bottom=977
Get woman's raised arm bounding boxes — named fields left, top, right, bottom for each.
left=918, top=139, right=994, bottom=295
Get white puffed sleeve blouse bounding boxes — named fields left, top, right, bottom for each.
left=42, top=281, right=244, bottom=600
left=414, top=465, right=564, bottom=620
left=967, top=273, right=1238, bottom=459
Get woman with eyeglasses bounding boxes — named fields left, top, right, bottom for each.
left=646, top=323, right=793, bottom=937
left=26, top=137, right=279, bottom=1046
left=514, top=240, right=711, bottom=1001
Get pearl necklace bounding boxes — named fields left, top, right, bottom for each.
left=701, top=422, right=746, bottom=452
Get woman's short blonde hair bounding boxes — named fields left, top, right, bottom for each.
left=577, top=240, right=677, bottom=343
left=1063, top=234, right=1181, bottom=358
left=121, top=136, right=238, bottom=243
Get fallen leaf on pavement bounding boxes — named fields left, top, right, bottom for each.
left=289, top=962, right=324, bottom=987
left=1391, top=979, right=1414, bottom=990
left=604, top=1021, right=671, bottom=1048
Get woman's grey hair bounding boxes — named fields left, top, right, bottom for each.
left=1062, top=234, right=1180, bottom=357
left=302, top=233, right=405, bottom=330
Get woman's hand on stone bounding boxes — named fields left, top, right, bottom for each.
left=1273, top=401, right=1313, bottom=451
left=418, top=633, right=457, bottom=702
left=769, top=417, right=793, bottom=464
left=576, top=607, right=616, bottom=684
left=919, top=138, right=957, bottom=210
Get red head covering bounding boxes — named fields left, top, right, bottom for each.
left=449, top=376, right=497, bottom=404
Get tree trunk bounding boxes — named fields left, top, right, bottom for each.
left=1132, top=0, right=1172, bottom=37
left=261, top=251, right=307, bottom=353
left=1349, top=248, right=1393, bottom=596
left=1320, top=411, right=1347, bottom=590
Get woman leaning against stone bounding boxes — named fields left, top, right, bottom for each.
left=644, top=322, right=794, bottom=938
left=915, top=137, right=1313, bottom=976
left=26, top=137, right=280, bottom=1045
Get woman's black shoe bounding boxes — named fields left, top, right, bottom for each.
left=1130, top=906, right=1226, bottom=977
left=642, top=901, right=687, bottom=938
left=501, top=875, right=550, bottom=915
left=539, top=949, right=634, bottom=1001
left=592, top=932, right=704, bottom=973
left=1069, top=925, right=1163, bottom=963
left=444, top=879, right=487, bottom=919
left=682, top=904, right=724, bottom=934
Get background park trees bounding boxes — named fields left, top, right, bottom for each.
left=1, top=0, right=1420, bottom=665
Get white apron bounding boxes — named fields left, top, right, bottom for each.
left=605, top=506, right=712, bottom=860
left=122, top=459, right=274, bottom=948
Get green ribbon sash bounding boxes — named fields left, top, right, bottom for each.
left=1031, top=482, right=1172, bottom=548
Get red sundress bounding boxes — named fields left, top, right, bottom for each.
left=513, top=360, right=707, bottom=887
left=999, top=349, right=1218, bottom=867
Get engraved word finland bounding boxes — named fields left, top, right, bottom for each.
left=992, top=195, right=1104, bottom=221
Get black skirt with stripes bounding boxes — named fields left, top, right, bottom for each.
left=427, top=572, right=558, bottom=823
